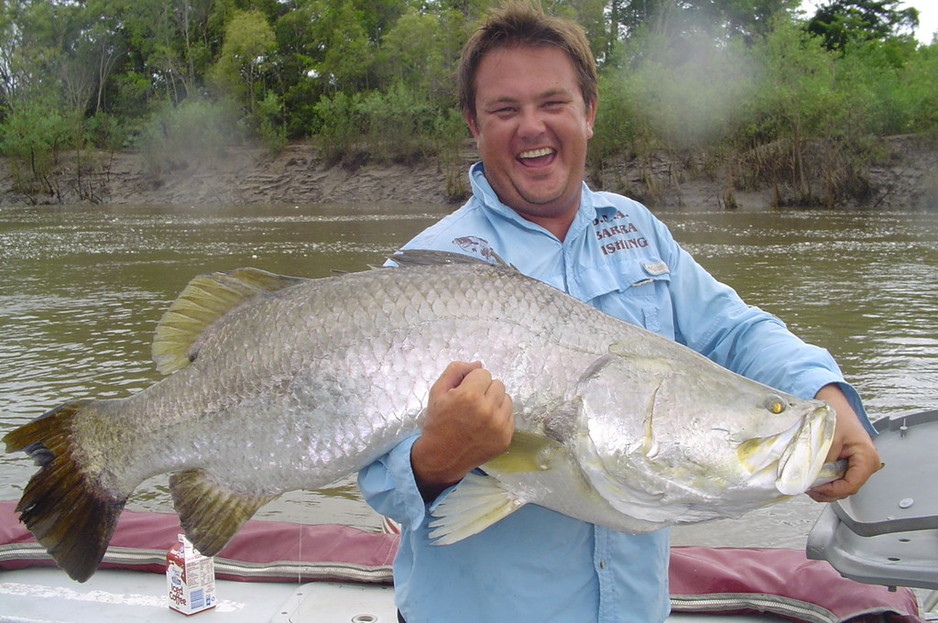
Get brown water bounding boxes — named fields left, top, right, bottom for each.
left=1, top=203, right=936, bottom=548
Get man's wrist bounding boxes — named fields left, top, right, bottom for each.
left=411, top=436, right=465, bottom=502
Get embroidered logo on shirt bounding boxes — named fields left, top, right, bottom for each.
left=453, top=235, right=497, bottom=262
left=593, top=211, right=648, bottom=257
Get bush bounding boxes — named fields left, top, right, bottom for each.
left=257, top=91, right=286, bottom=152
left=430, top=107, right=470, bottom=200
left=357, top=82, right=435, bottom=163
left=86, top=112, right=129, bottom=151
left=134, top=97, right=244, bottom=177
left=0, top=101, right=69, bottom=195
left=313, top=91, right=366, bottom=165
left=314, top=83, right=454, bottom=166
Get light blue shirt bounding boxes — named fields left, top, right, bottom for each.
left=358, top=162, right=871, bottom=623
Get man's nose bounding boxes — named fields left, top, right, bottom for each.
left=517, top=107, right=547, bottom=137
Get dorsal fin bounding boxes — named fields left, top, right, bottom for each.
left=152, top=267, right=307, bottom=375
left=387, top=249, right=513, bottom=269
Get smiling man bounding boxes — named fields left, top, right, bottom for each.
left=466, top=43, right=595, bottom=238
left=358, top=3, right=880, bottom=622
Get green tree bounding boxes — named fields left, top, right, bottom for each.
left=600, top=0, right=799, bottom=49
left=0, top=0, right=28, bottom=109
left=0, top=0, right=72, bottom=110
left=351, top=0, right=405, bottom=43
left=309, top=0, right=374, bottom=93
left=832, top=35, right=922, bottom=135
left=210, top=9, right=277, bottom=115
left=806, top=0, right=919, bottom=51
left=378, top=5, right=467, bottom=107
left=745, top=19, right=842, bottom=202
left=900, top=42, right=938, bottom=130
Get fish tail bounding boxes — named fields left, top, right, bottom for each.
left=3, top=400, right=127, bottom=582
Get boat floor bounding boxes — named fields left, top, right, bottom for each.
left=0, top=566, right=790, bottom=623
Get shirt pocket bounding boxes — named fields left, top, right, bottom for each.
left=576, top=258, right=675, bottom=338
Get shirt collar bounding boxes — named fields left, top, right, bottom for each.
left=469, top=162, right=619, bottom=241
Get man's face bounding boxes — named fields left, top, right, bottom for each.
left=467, top=45, right=596, bottom=238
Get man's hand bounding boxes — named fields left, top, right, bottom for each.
left=411, top=361, right=514, bottom=502
left=808, top=384, right=882, bottom=503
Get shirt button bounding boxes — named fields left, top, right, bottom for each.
left=598, top=560, right=606, bottom=569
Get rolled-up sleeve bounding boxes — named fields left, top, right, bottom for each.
left=357, top=433, right=430, bottom=529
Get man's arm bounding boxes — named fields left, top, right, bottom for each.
left=411, top=361, right=514, bottom=502
left=357, top=361, right=514, bottom=526
left=808, top=383, right=882, bottom=502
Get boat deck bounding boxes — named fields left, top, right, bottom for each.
left=1, top=566, right=792, bottom=623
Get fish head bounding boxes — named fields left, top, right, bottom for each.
left=573, top=351, right=838, bottom=523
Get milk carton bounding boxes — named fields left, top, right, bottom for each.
left=166, top=534, right=216, bottom=615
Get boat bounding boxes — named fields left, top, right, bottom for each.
left=2, top=409, right=936, bottom=623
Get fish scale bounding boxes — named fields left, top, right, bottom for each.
left=4, top=250, right=839, bottom=582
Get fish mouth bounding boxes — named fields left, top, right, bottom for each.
left=736, top=403, right=836, bottom=495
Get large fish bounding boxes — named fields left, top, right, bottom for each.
left=4, top=251, right=841, bottom=582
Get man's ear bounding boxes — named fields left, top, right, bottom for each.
left=585, top=98, right=597, bottom=139
left=465, top=110, right=480, bottom=140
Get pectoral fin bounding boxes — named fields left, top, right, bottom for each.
left=428, top=472, right=524, bottom=545
left=480, top=431, right=561, bottom=474
left=428, top=432, right=567, bottom=544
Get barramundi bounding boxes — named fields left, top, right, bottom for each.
left=4, top=251, right=842, bottom=582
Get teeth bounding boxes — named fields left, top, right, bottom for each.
left=519, top=147, right=554, bottom=159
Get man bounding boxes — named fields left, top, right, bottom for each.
left=359, top=3, right=881, bottom=622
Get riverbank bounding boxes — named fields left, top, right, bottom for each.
left=2, top=134, right=936, bottom=210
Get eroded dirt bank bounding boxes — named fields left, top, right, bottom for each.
left=2, top=135, right=936, bottom=210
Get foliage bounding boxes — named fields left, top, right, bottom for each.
left=611, top=30, right=761, bottom=151
left=135, top=96, right=243, bottom=177
left=256, top=90, right=286, bottom=151
left=209, top=9, right=277, bottom=114
left=312, top=90, right=364, bottom=164
left=0, top=93, right=68, bottom=194
left=377, top=6, right=469, bottom=108
left=1, top=0, right=937, bottom=206
left=303, top=0, right=376, bottom=93
left=806, top=0, right=919, bottom=52
left=314, top=81, right=453, bottom=165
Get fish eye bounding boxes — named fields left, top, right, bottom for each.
left=764, top=395, right=786, bottom=414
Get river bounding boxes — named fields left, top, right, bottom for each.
left=1, top=203, right=936, bottom=551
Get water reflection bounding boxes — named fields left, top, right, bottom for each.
left=1, top=204, right=936, bottom=542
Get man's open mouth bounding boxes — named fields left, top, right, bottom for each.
left=518, top=147, right=556, bottom=166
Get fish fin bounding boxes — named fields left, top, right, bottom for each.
left=481, top=431, right=561, bottom=474
left=169, top=469, right=277, bottom=556
left=153, top=268, right=307, bottom=374
left=428, top=472, right=523, bottom=545
left=387, top=249, right=513, bottom=269
left=3, top=400, right=128, bottom=582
